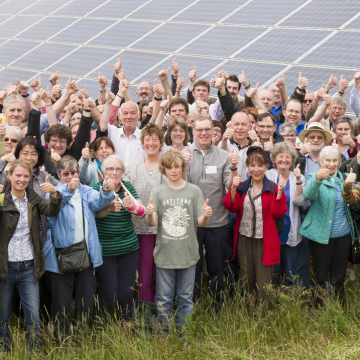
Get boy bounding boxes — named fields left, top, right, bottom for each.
left=146, top=149, right=212, bottom=329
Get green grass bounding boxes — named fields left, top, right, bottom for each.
left=4, top=276, right=360, bottom=359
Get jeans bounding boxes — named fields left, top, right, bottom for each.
left=280, top=243, right=301, bottom=285
left=296, top=236, right=311, bottom=290
left=156, top=265, right=196, bottom=329
left=96, top=250, right=138, bottom=320
left=0, top=260, right=40, bottom=353
left=51, top=265, right=96, bottom=334
left=137, top=234, right=156, bottom=303
left=194, top=225, right=227, bottom=302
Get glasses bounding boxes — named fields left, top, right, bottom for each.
left=308, top=135, right=324, bottom=140
left=105, top=167, right=123, bottom=173
left=283, top=134, right=296, bottom=139
left=61, top=171, right=79, bottom=177
left=257, top=125, right=274, bottom=129
left=303, top=100, right=313, bottom=104
left=138, top=87, right=151, bottom=92
left=4, top=138, right=18, bottom=144
left=213, top=129, right=222, bottom=134
left=194, top=128, right=212, bottom=133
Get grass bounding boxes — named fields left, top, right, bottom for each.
left=4, top=273, right=360, bottom=360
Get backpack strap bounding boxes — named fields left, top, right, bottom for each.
left=269, top=180, right=276, bottom=195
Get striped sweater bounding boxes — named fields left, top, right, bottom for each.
left=342, top=181, right=360, bottom=205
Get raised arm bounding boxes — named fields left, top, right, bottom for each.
left=26, top=91, right=42, bottom=144
left=308, top=94, right=332, bottom=124
left=187, top=66, right=197, bottom=104
left=97, top=72, right=108, bottom=105
left=171, top=58, right=179, bottom=96
left=158, top=68, right=173, bottom=100
left=17, top=79, right=31, bottom=121
left=149, top=79, right=164, bottom=124
left=41, top=86, right=57, bottom=127
left=154, top=96, right=169, bottom=128
left=275, top=75, right=288, bottom=105
left=350, top=72, right=360, bottom=118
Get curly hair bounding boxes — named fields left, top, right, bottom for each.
left=140, top=123, right=164, bottom=150
left=44, top=124, right=73, bottom=146
left=270, top=141, right=298, bottom=170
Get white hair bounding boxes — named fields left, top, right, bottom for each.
left=3, top=94, right=25, bottom=110
left=318, top=146, right=341, bottom=168
left=6, top=126, right=23, bottom=141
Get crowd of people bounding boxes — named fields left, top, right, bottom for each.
left=1, top=56, right=360, bottom=352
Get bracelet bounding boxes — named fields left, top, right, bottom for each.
left=296, top=182, right=302, bottom=185
left=116, top=94, right=123, bottom=98
left=83, top=108, right=91, bottom=111
left=45, top=103, right=52, bottom=106
left=176, top=90, right=180, bottom=94
left=21, top=94, right=29, bottom=98
left=231, top=188, right=236, bottom=193
left=99, top=89, right=106, bottom=93
left=50, top=191, right=57, bottom=195
left=244, top=84, right=250, bottom=90
left=154, top=96, right=162, bottom=101
left=338, top=91, right=344, bottom=95
left=230, top=167, right=237, bottom=171
left=296, top=86, right=305, bottom=92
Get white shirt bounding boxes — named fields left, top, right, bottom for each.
left=72, top=190, right=89, bottom=250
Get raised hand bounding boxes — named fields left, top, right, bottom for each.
left=147, top=101, right=154, bottom=115
left=339, top=74, right=349, bottom=94
left=118, top=68, right=126, bottom=81
left=109, top=194, right=122, bottom=212
left=82, top=142, right=89, bottom=162
left=316, top=84, right=326, bottom=100
left=275, top=74, right=285, bottom=90
left=223, top=122, right=234, bottom=140
left=41, top=86, right=51, bottom=104
left=147, top=197, right=155, bottom=216
left=253, top=136, right=261, bottom=147
left=246, top=83, right=259, bottom=98
left=354, top=72, right=360, bottom=87
left=97, top=100, right=104, bottom=113
left=1, top=149, right=16, bottom=164
left=232, top=172, right=241, bottom=189
left=158, top=68, right=170, bottom=82
left=248, top=129, right=258, bottom=142
left=316, top=168, right=330, bottom=181
left=331, top=140, right=338, bottom=149
left=31, top=91, right=42, bottom=107
left=293, top=164, right=301, bottom=181
left=49, top=70, right=60, bottom=86
left=183, top=146, right=191, bottom=165
left=345, top=168, right=357, bottom=184
left=98, top=71, right=108, bottom=88
left=229, top=148, right=239, bottom=169
left=213, top=75, right=225, bottom=91
left=323, top=93, right=332, bottom=106
left=300, top=137, right=312, bottom=155
left=119, top=79, right=129, bottom=94
left=340, top=134, right=354, bottom=146
left=67, top=173, right=80, bottom=190
left=102, top=176, right=115, bottom=192
left=327, top=73, right=338, bottom=90
left=31, top=76, right=41, bottom=92
left=176, top=74, right=185, bottom=90
left=160, top=95, right=170, bottom=111
left=189, top=66, right=197, bottom=84
left=83, top=97, right=96, bottom=110
left=114, top=58, right=122, bottom=76
left=80, top=85, right=89, bottom=99
left=66, top=75, right=79, bottom=95
left=172, top=58, right=179, bottom=77
left=278, top=174, right=288, bottom=191
left=195, top=100, right=209, bottom=115
left=39, top=175, right=56, bottom=194
left=203, top=199, right=212, bottom=218
left=238, top=70, right=249, bottom=87
left=105, top=89, right=116, bottom=104
left=298, top=72, right=308, bottom=90
left=154, top=78, right=165, bottom=98
left=50, top=148, right=61, bottom=166
left=17, top=78, right=29, bottom=96
left=51, top=81, right=61, bottom=100
left=122, top=191, right=133, bottom=209
left=0, top=89, right=7, bottom=104
left=0, top=123, right=5, bottom=137
left=263, top=136, right=274, bottom=152
left=68, top=101, right=78, bottom=114
left=217, top=67, right=229, bottom=82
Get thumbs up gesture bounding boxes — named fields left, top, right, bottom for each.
left=223, top=122, right=234, bottom=140
left=154, top=78, right=165, bottom=98
left=39, top=175, right=56, bottom=195
left=238, top=70, right=249, bottom=87
left=264, top=136, right=274, bottom=152
left=67, top=172, right=80, bottom=191
left=293, top=164, right=302, bottom=181
left=254, top=136, right=261, bottom=147
left=50, top=148, right=61, bottom=166
left=189, top=66, right=197, bottom=84
left=114, top=58, right=122, bottom=76
left=275, top=74, right=285, bottom=90
left=158, top=68, right=170, bottom=82
left=172, top=58, right=179, bottom=77
left=203, top=199, right=212, bottom=218
left=147, top=197, right=155, bottom=216
left=49, top=70, right=60, bottom=86
left=109, top=194, right=122, bottom=212
left=300, top=137, right=312, bottom=156
left=102, top=176, right=115, bottom=192
left=122, top=191, right=133, bottom=208
left=229, top=148, right=239, bottom=168
left=82, top=142, right=90, bottom=162
left=278, top=174, right=287, bottom=192
left=183, top=146, right=191, bottom=165
left=232, top=172, right=241, bottom=189
left=345, top=168, right=357, bottom=184
left=298, top=72, right=308, bottom=90
left=98, top=71, right=108, bottom=88
left=246, top=83, right=259, bottom=98
left=339, top=74, right=349, bottom=94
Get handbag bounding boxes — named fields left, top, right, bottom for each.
left=52, top=200, right=91, bottom=274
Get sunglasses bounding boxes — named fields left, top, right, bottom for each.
left=4, top=138, right=18, bottom=144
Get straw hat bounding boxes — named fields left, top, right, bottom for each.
left=298, top=122, right=333, bottom=145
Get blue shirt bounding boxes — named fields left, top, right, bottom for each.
left=279, top=179, right=291, bottom=245
left=276, top=122, right=305, bottom=136
left=329, top=182, right=350, bottom=238
left=271, top=104, right=282, bottom=115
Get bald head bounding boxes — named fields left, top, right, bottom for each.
left=231, top=111, right=251, bottom=142
left=258, top=89, right=274, bottom=112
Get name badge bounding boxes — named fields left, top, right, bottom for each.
left=205, top=166, right=217, bottom=174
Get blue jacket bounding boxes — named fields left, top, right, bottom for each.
left=300, top=170, right=356, bottom=244
left=43, top=182, right=113, bottom=273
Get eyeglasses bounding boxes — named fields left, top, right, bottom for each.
left=61, top=171, right=79, bottom=177
left=138, top=87, right=151, bottom=92
left=194, top=128, right=212, bottom=133
left=213, top=129, right=222, bottom=134
left=257, top=125, right=275, bottom=129
left=4, top=138, right=18, bottom=144
left=105, top=167, right=123, bottom=173
left=308, top=135, right=324, bottom=140
left=303, top=100, right=313, bottom=104
left=283, top=134, right=296, bottom=139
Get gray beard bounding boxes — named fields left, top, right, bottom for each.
left=137, top=96, right=151, bottom=103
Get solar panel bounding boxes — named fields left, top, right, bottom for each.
left=0, top=0, right=359, bottom=119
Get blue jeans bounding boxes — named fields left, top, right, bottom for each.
left=0, top=260, right=40, bottom=353
left=280, top=243, right=301, bottom=285
left=296, top=237, right=311, bottom=290
left=156, top=265, right=196, bottom=329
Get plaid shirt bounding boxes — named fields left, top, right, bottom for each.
left=8, top=192, right=34, bottom=262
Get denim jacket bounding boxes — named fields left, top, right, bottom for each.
left=43, top=182, right=113, bottom=273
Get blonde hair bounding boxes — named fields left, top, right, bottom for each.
left=101, top=155, right=125, bottom=175
left=8, top=159, right=32, bottom=176
left=158, top=149, right=186, bottom=175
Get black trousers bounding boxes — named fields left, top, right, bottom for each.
left=194, top=225, right=227, bottom=302
left=51, top=266, right=96, bottom=333
left=96, top=250, right=138, bottom=320
left=309, top=234, right=352, bottom=300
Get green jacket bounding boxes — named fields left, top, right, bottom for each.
left=300, top=170, right=356, bottom=244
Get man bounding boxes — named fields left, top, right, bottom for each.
left=2, top=95, right=25, bottom=126
left=308, top=95, right=346, bottom=132
left=269, top=82, right=282, bottom=115
left=258, top=89, right=274, bottom=112
left=136, top=81, right=154, bottom=104
left=187, top=115, right=237, bottom=304
left=294, top=122, right=333, bottom=289
left=188, top=79, right=211, bottom=115
left=276, top=99, right=304, bottom=135
left=350, top=71, right=360, bottom=118
left=210, top=75, right=253, bottom=126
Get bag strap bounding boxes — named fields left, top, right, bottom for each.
left=0, top=193, right=4, bottom=205
left=81, top=199, right=85, bottom=240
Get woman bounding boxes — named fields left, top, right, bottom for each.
left=212, top=120, right=223, bottom=147
left=123, top=124, right=167, bottom=303
left=243, top=107, right=258, bottom=131
left=70, top=121, right=80, bottom=141
left=300, top=146, right=356, bottom=301
left=0, top=159, right=61, bottom=353
left=92, top=155, right=146, bottom=320
left=44, top=156, right=114, bottom=335
left=329, top=116, right=357, bottom=159
left=223, top=146, right=287, bottom=302
left=79, top=137, right=115, bottom=185
left=0, top=126, right=23, bottom=165
left=278, top=123, right=297, bottom=147
left=267, top=142, right=307, bottom=285
left=166, top=117, right=190, bottom=153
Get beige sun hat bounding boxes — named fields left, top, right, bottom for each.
left=298, top=122, right=333, bottom=145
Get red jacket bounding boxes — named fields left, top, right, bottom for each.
left=222, top=176, right=288, bottom=266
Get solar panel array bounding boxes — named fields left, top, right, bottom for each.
left=0, top=0, right=359, bottom=116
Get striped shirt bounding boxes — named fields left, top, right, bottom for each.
left=91, top=181, right=140, bottom=256
left=329, top=182, right=350, bottom=238
left=342, top=181, right=360, bottom=204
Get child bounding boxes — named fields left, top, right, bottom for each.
left=146, top=149, right=212, bottom=329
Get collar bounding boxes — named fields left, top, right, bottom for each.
left=237, top=175, right=271, bottom=196
left=119, top=127, right=141, bottom=139
left=230, top=137, right=253, bottom=150
left=192, top=140, right=214, bottom=154
left=11, top=191, right=28, bottom=204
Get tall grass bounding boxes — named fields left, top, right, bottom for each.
left=4, top=276, right=360, bottom=359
